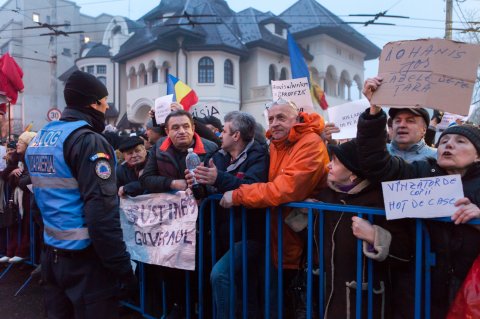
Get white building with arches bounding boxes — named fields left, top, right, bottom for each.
left=61, top=0, right=380, bottom=128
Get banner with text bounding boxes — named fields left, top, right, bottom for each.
left=327, top=99, right=370, bottom=139
left=382, top=175, right=464, bottom=220
left=120, top=192, right=198, bottom=270
left=271, top=77, right=314, bottom=113
left=371, top=38, right=480, bottom=116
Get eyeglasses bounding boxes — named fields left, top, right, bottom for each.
left=265, top=98, right=299, bottom=112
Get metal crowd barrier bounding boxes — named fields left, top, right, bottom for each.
left=2, top=194, right=480, bottom=319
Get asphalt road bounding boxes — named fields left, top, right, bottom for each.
left=0, top=263, right=143, bottom=319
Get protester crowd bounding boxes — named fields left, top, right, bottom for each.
left=1, top=70, right=480, bottom=319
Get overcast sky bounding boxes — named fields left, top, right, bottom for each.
left=3, top=0, right=479, bottom=77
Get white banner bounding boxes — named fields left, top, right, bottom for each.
left=120, top=192, right=198, bottom=270
left=327, top=99, right=370, bottom=140
left=382, top=175, right=464, bottom=220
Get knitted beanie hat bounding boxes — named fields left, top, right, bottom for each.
left=437, top=124, right=480, bottom=154
left=18, top=131, right=37, bottom=145
left=64, top=70, right=108, bottom=106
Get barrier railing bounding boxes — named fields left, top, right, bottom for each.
left=2, top=194, right=479, bottom=319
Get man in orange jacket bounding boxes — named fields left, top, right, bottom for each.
left=220, top=99, right=329, bottom=314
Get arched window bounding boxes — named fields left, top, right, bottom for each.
left=128, top=67, right=136, bottom=90
left=224, top=59, right=233, bottom=85
left=269, top=64, right=276, bottom=83
left=152, top=66, right=158, bottom=83
left=279, top=67, right=288, bottom=80
left=198, top=57, right=214, bottom=83
left=138, top=64, right=147, bottom=87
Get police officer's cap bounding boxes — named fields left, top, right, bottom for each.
left=64, top=70, right=108, bottom=107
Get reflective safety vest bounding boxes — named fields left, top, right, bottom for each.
left=26, top=120, right=90, bottom=250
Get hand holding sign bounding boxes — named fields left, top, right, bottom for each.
left=452, top=197, right=480, bottom=225
left=371, top=39, right=480, bottom=116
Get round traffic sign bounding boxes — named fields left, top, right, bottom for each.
left=47, top=108, right=62, bottom=122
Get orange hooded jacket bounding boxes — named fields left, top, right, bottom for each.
left=232, top=112, right=329, bottom=269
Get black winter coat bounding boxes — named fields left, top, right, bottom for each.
left=316, top=180, right=406, bottom=319
left=357, top=110, right=480, bottom=318
left=206, top=140, right=269, bottom=253
left=140, top=134, right=218, bottom=193
left=116, top=154, right=148, bottom=197
left=57, top=108, right=133, bottom=277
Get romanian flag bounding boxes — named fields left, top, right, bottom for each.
left=287, top=32, right=328, bottom=110
left=167, top=74, right=198, bottom=112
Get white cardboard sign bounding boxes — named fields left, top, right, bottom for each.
left=154, top=94, right=174, bottom=124
left=271, top=77, right=314, bottom=113
left=437, top=112, right=468, bottom=130
left=119, top=191, right=198, bottom=270
left=382, top=175, right=464, bottom=220
left=327, top=99, right=370, bottom=139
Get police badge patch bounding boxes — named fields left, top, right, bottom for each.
left=95, top=160, right=111, bottom=179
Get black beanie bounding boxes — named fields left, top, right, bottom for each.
left=437, top=124, right=480, bottom=155
left=118, top=136, right=144, bottom=153
left=64, top=71, right=108, bottom=106
left=328, top=139, right=364, bottom=178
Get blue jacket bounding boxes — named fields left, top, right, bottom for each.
left=387, top=139, right=437, bottom=162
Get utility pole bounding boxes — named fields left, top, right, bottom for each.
left=49, top=0, right=57, bottom=109
left=445, top=0, right=453, bottom=39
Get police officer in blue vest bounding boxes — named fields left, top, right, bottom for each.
left=26, top=71, right=136, bottom=319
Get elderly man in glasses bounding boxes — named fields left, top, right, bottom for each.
left=220, top=98, right=330, bottom=316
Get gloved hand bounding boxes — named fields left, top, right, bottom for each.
left=117, top=270, right=138, bottom=300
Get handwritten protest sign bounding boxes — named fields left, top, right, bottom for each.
left=371, top=39, right=480, bottom=116
left=327, top=99, right=370, bottom=139
left=437, top=112, right=468, bottom=131
left=382, top=175, right=464, bottom=220
left=119, top=192, right=198, bottom=270
left=154, top=94, right=174, bottom=124
left=271, top=77, right=314, bottom=113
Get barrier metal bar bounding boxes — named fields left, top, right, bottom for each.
left=198, top=198, right=207, bottom=319
left=229, top=207, right=235, bottom=319
left=367, top=214, right=374, bottom=319
left=414, top=219, right=423, bottom=319
left=186, top=271, right=191, bottom=319
left=264, top=208, right=271, bottom=319
left=241, top=207, right=248, bottom=319
left=162, top=281, right=167, bottom=319
left=423, top=226, right=432, bottom=319
left=318, top=210, right=325, bottom=317
left=306, top=208, right=313, bottom=319
left=356, top=213, right=363, bottom=319
left=277, top=208, right=283, bottom=319
left=210, top=199, right=217, bottom=319
left=15, top=194, right=480, bottom=319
